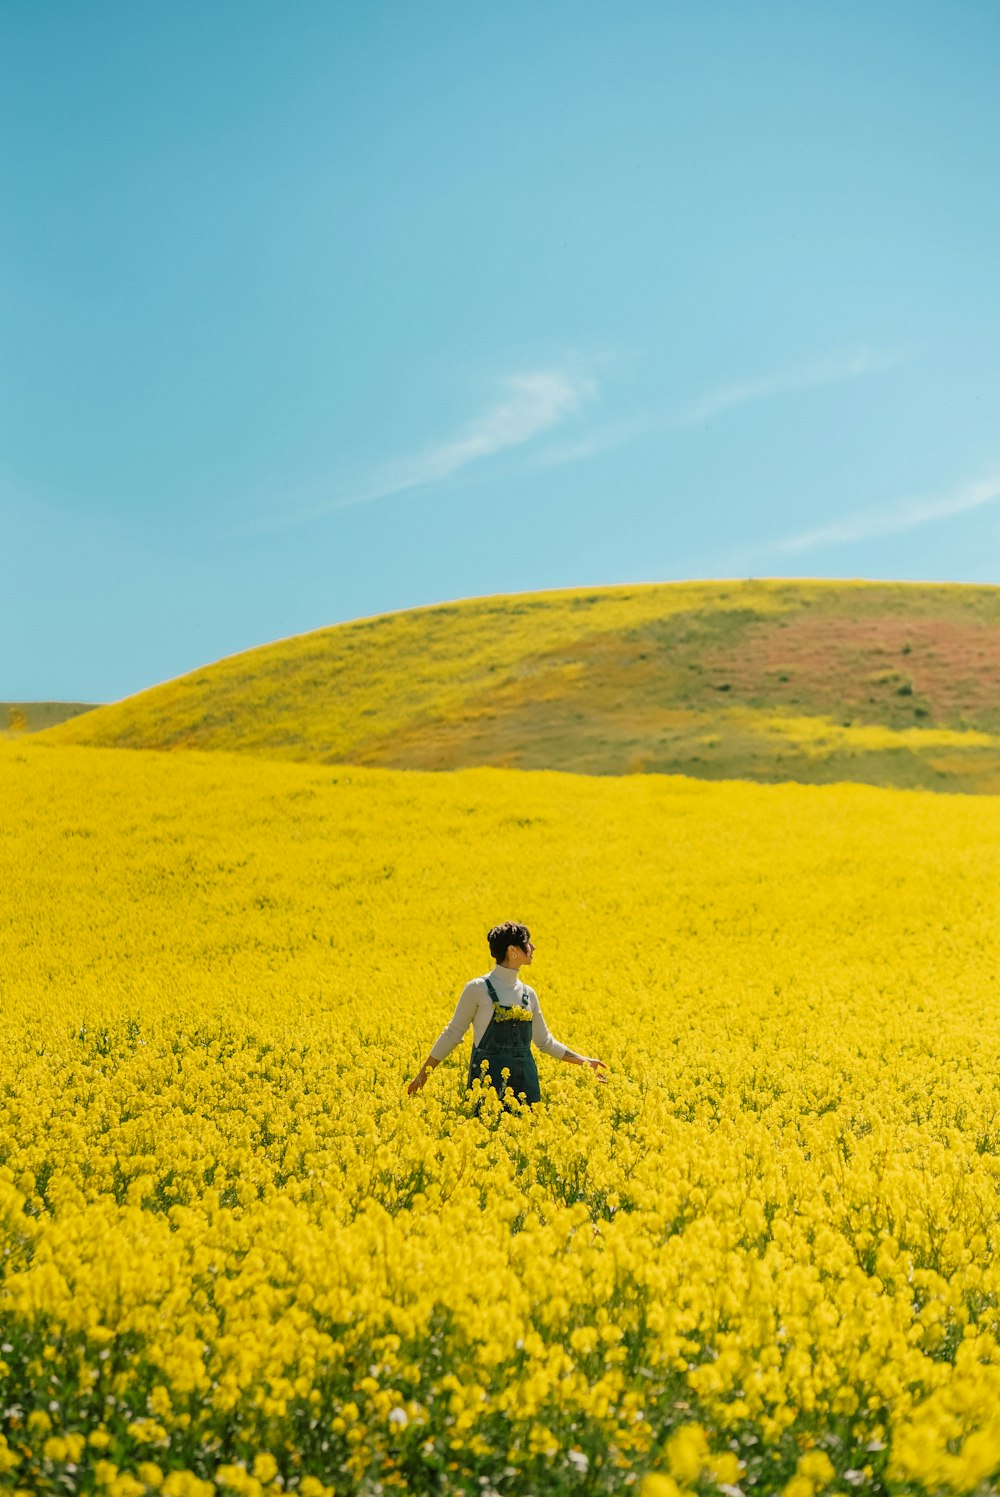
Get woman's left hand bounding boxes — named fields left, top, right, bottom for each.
left=584, top=1057, right=609, bottom=1082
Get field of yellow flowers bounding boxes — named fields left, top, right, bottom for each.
left=3, top=740, right=1000, bottom=1496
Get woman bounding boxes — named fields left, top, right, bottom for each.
left=407, top=921, right=607, bottom=1103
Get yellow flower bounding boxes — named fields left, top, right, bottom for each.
left=666, top=1424, right=709, bottom=1484
left=640, top=1477, right=690, bottom=1497
left=109, top=1477, right=146, bottom=1497
left=0, top=1437, right=20, bottom=1475
left=252, top=1452, right=279, bottom=1483
left=796, top=1450, right=835, bottom=1485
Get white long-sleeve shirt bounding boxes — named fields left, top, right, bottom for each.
left=430, top=964, right=568, bottom=1064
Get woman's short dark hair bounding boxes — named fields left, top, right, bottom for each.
left=488, top=921, right=530, bottom=963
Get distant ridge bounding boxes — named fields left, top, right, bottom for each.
left=40, top=580, right=1000, bottom=793
left=3, top=701, right=99, bottom=736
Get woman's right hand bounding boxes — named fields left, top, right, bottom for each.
left=406, top=1067, right=429, bottom=1096
left=407, top=1057, right=439, bottom=1095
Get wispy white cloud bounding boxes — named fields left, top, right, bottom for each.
left=252, top=367, right=596, bottom=531
left=531, top=344, right=912, bottom=470
left=671, top=345, right=911, bottom=427
left=531, top=412, right=651, bottom=470
left=761, top=471, right=1000, bottom=557
left=355, top=368, right=595, bottom=501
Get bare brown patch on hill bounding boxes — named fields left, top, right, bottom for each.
left=699, top=615, right=1000, bottom=730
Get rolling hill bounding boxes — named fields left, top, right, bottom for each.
left=40, top=579, right=1000, bottom=793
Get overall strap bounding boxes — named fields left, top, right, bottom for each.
left=485, top=975, right=529, bottom=1009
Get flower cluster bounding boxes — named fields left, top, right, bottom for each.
left=490, top=1004, right=533, bottom=1023
left=3, top=740, right=1000, bottom=1495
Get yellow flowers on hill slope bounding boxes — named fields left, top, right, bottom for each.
left=3, top=741, right=1000, bottom=1494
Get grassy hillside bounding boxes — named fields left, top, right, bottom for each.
left=2, top=701, right=98, bottom=736
left=41, top=579, right=1000, bottom=792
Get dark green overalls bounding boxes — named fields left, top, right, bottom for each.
left=467, top=976, right=542, bottom=1106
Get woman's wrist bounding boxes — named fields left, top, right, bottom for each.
left=563, top=1053, right=606, bottom=1071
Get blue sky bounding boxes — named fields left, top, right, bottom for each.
left=3, top=1, right=999, bottom=701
